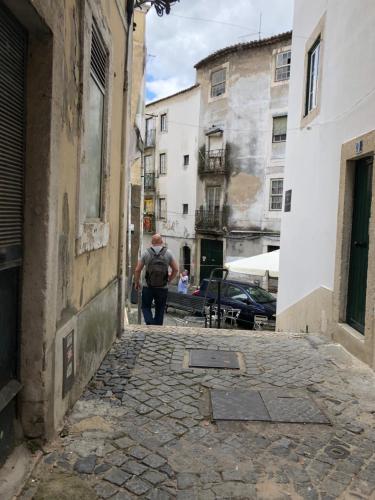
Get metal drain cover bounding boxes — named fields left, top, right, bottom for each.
left=260, top=389, right=330, bottom=424
left=211, top=389, right=331, bottom=424
left=211, top=389, right=270, bottom=421
left=189, top=349, right=240, bottom=369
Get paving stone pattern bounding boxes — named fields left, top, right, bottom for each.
left=21, top=326, right=375, bottom=499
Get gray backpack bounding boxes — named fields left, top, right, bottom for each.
left=145, top=247, right=169, bottom=287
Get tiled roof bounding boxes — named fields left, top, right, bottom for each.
left=194, top=31, right=292, bottom=69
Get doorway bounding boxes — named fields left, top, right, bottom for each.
left=200, top=239, right=223, bottom=282
left=0, top=2, right=27, bottom=464
left=182, top=245, right=191, bottom=276
left=346, top=157, right=373, bottom=334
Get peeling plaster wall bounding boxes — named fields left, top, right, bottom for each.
left=6, top=0, right=131, bottom=438
left=196, top=37, right=291, bottom=262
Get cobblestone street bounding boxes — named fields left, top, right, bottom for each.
left=21, top=326, right=375, bottom=499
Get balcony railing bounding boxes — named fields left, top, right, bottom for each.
left=195, top=208, right=228, bottom=233
left=144, top=172, right=155, bottom=191
left=145, top=129, right=156, bottom=148
left=143, top=214, right=155, bottom=233
left=199, top=149, right=227, bottom=175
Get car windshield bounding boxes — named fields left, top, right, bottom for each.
left=243, top=285, right=275, bottom=304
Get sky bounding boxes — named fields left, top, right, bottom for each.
left=145, top=0, right=294, bottom=102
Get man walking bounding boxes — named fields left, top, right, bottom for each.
left=134, top=234, right=178, bottom=325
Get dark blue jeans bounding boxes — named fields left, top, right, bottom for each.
left=142, top=286, right=168, bottom=325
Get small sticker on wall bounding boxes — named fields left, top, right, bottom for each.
left=284, top=190, right=292, bottom=212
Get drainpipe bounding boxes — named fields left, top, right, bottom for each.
left=138, top=150, right=145, bottom=324
left=117, top=6, right=134, bottom=337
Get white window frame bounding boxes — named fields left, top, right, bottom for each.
left=206, top=186, right=221, bottom=212
left=269, top=179, right=283, bottom=211
left=275, top=50, right=291, bottom=82
left=159, top=152, right=167, bottom=175
left=160, top=113, right=167, bottom=132
left=211, top=67, right=226, bottom=98
left=158, top=197, right=167, bottom=220
left=306, top=38, right=321, bottom=114
left=272, top=115, right=288, bottom=143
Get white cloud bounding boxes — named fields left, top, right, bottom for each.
left=145, top=0, right=294, bottom=101
left=146, top=77, right=182, bottom=101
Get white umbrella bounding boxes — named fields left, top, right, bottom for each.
left=224, top=250, right=279, bottom=278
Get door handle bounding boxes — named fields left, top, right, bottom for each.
left=354, top=241, right=367, bottom=248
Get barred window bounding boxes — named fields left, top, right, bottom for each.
left=269, top=179, right=283, bottom=211
left=211, top=68, right=226, bottom=97
left=272, top=115, right=287, bottom=142
left=275, top=50, right=291, bottom=81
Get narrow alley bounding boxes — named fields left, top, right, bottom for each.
left=19, top=326, right=375, bottom=500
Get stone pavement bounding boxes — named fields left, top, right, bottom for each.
left=20, top=326, right=375, bottom=499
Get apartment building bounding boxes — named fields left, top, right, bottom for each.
left=143, top=85, right=200, bottom=280
left=194, top=32, right=292, bottom=283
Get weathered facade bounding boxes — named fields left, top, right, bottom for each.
left=277, top=0, right=375, bottom=370
left=194, top=33, right=291, bottom=283
left=0, top=0, right=134, bottom=464
left=125, top=6, right=149, bottom=309
left=143, top=85, right=200, bottom=280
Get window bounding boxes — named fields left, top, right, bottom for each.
left=159, top=153, right=166, bottom=175
left=305, top=38, right=321, bottom=114
left=269, top=179, right=283, bottom=211
left=206, top=186, right=221, bottom=211
left=183, top=203, right=188, bottom=214
left=275, top=50, right=291, bottom=81
left=225, top=285, right=248, bottom=302
left=144, top=154, right=153, bottom=173
left=211, top=68, right=226, bottom=97
left=83, top=22, right=108, bottom=219
left=160, top=113, right=167, bottom=132
left=145, top=117, right=155, bottom=146
left=272, top=115, right=287, bottom=142
left=158, top=197, right=166, bottom=220
left=183, top=154, right=189, bottom=166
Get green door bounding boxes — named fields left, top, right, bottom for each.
left=200, top=239, right=223, bottom=282
left=346, top=157, right=373, bottom=334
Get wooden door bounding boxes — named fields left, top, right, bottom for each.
left=346, top=157, right=373, bottom=334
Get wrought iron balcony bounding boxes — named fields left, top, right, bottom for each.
left=144, top=173, right=155, bottom=191
left=195, top=208, right=228, bottom=233
left=145, top=129, right=156, bottom=148
left=143, top=214, right=155, bottom=233
left=199, top=149, right=227, bottom=175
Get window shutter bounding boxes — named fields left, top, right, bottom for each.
left=0, top=5, right=26, bottom=259
left=91, top=22, right=107, bottom=89
left=273, top=116, right=287, bottom=136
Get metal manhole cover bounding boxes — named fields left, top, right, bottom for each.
left=260, top=389, right=330, bottom=424
left=189, top=349, right=240, bottom=369
left=210, top=389, right=331, bottom=424
left=211, top=389, right=270, bottom=421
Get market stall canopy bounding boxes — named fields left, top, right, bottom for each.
left=224, top=250, right=279, bottom=278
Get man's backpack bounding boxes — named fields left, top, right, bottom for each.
left=145, top=247, right=169, bottom=287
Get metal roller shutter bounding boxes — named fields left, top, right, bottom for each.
left=0, top=2, right=26, bottom=268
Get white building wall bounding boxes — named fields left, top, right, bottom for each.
left=145, top=86, right=200, bottom=278
left=278, top=0, right=375, bottom=314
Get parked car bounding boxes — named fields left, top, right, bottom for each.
left=193, top=278, right=276, bottom=329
